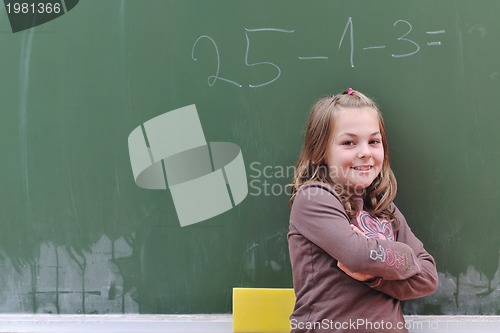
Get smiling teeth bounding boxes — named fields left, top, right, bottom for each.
left=353, top=166, right=371, bottom=170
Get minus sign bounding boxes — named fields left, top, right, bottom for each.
left=298, top=56, right=329, bottom=60
left=363, top=45, right=386, bottom=50
left=427, top=42, right=442, bottom=46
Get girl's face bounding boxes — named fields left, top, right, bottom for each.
left=326, top=107, right=384, bottom=192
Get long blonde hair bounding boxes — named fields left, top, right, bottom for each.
left=289, top=89, right=398, bottom=227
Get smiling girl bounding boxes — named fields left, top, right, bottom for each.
left=288, top=89, right=438, bottom=332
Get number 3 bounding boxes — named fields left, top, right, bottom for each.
left=392, top=20, right=420, bottom=58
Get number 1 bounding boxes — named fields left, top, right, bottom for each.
left=339, top=17, right=354, bottom=68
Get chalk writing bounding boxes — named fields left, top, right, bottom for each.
left=426, top=29, right=446, bottom=46
left=391, top=20, right=420, bottom=58
left=339, top=17, right=354, bottom=67
left=298, top=56, right=329, bottom=60
left=191, top=35, right=242, bottom=88
left=363, top=45, right=386, bottom=51
left=245, top=28, right=295, bottom=88
left=192, top=17, right=446, bottom=87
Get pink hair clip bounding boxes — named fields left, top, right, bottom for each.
left=347, top=88, right=356, bottom=95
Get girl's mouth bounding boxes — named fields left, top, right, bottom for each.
left=352, top=166, right=372, bottom=171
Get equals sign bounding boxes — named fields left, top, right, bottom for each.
left=426, top=30, right=445, bottom=46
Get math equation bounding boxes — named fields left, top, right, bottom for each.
left=191, top=17, right=446, bottom=88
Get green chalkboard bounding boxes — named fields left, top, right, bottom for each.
left=0, top=0, right=499, bottom=315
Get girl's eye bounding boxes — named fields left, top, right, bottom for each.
left=370, top=139, right=381, bottom=145
left=342, top=141, right=354, bottom=146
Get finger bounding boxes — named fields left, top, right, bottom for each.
left=350, top=224, right=365, bottom=236
left=337, top=261, right=347, bottom=271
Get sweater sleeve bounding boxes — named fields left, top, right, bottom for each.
left=290, top=183, right=422, bottom=281
left=364, top=207, right=439, bottom=300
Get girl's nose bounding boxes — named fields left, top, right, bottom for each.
left=357, top=144, right=372, bottom=159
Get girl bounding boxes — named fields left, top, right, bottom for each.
left=288, top=89, right=438, bottom=333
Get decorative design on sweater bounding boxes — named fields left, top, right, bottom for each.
left=357, top=211, right=413, bottom=270
left=357, top=211, right=394, bottom=241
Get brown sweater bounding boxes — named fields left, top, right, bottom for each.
left=288, top=182, right=438, bottom=333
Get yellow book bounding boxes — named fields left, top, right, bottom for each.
left=233, top=288, right=296, bottom=333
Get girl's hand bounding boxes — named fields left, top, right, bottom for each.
left=337, top=261, right=376, bottom=282
left=337, top=224, right=376, bottom=282
left=350, top=224, right=365, bottom=236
